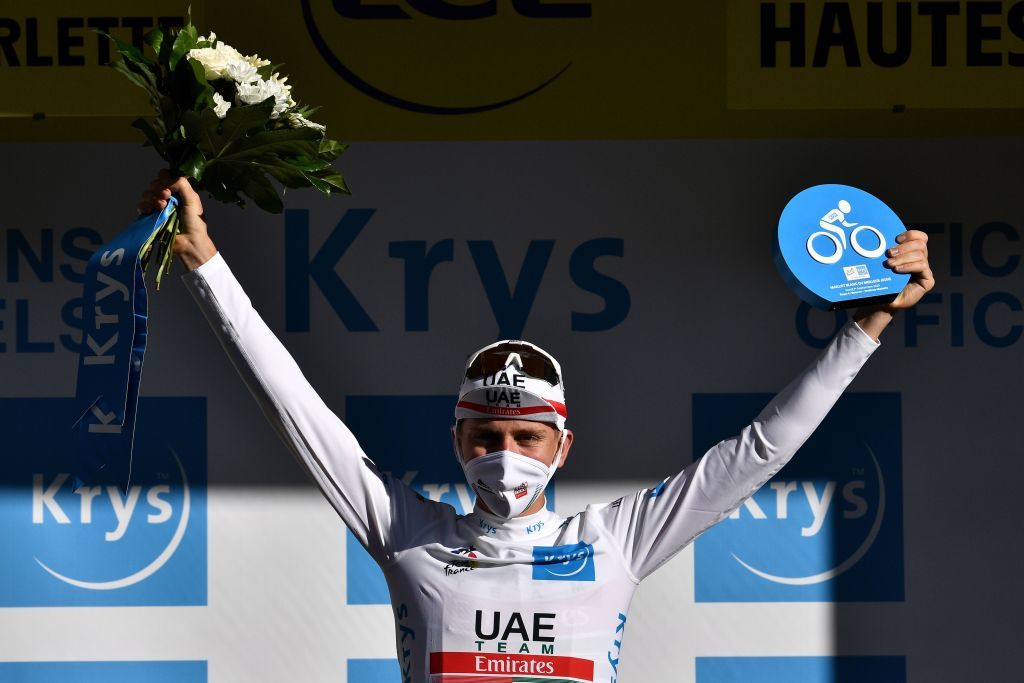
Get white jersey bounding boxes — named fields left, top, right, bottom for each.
left=183, top=252, right=880, bottom=683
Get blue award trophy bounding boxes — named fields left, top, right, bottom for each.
left=775, top=184, right=911, bottom=310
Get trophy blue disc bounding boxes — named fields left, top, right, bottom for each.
left=774, top=184, right=911, bottom=310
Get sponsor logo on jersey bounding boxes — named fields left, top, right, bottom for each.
left=0, top=661, right=208, bottom=682
left=532, top=542, right=595, bottom=582
left=444, top=545, right=479, bottom=576
left=696, top=655, right=905, bottom=682
left=430, top=651, right=594, bottom=682
left=606, top=613, right=627, bottom=681
left=693, top=393, right=903, bottom=602
left=0, top=398, right=207, bottom=607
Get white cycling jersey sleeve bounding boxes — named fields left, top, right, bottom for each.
left=593, top=320, right=880, bottom=581
left=182, top=251, right=399, bottom=564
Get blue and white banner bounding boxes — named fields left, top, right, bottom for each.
left=72, top=198, right=177, bottom=492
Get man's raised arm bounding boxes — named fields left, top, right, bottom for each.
left=593, top=231, right=933, bottom=581
left=139, top=172, right=398, bottom=565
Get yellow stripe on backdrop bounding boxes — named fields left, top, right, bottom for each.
left=0, top=0, right=1021, bottom=142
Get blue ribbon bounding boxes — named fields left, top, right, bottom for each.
left=72, top=197, right=178, bottom=493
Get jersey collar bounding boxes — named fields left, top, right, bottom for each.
left=469, top=503, right=562, bottom=541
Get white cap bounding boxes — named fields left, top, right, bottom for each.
left=455, top=340, right=566, bottom=430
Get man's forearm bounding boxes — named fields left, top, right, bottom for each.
left=852, top=307, right=895, bottom=342
left=177, top=234, right=218, bottom=272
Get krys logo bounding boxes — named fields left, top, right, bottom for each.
left=301, top=0, right=591, bottom=114
left=0, top=397, right=207, bottom=607
left=694, top=393, right=903, bottom=602
left=30, top=451, right=192, bottom=591
left=532, top=541, right=595, bottom=582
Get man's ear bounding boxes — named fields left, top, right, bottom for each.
left=556, top=429, right=574, bottom=469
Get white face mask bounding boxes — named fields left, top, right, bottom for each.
left=459, top=436, right=564, bottom=519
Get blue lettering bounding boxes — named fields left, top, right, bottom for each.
left=795, top=302, right=847, bottom=349
left=60, top=296, right=84, bottom=353
left=6, top=228, right=53, bottom=283
left=570, top=238, right=630, bottom=331
left=389, top=239, right=454, bottom=331
left=16, top=299, right=53, bottom=352
left=950, top=292, right=964, bottom=347
left=974, top=291, right=1022, bottom=347
left=971, top=221, right=1020, bottom=277
left=285, top=209, right=378, bottom=332
left=468, top=239, right=554, bottom=339
left=59, top=227, right=102, bottom=284
left=904, top=292, right=942, bottom=347
left=607, top=612, right=626, bottom=681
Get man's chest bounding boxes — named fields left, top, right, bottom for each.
left=384, top=538, right=637, bottom=681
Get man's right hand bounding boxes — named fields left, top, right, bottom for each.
left=137, top=169, right=218, bottom=271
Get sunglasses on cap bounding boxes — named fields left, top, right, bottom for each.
left=464, top=342, right=561, bottom=387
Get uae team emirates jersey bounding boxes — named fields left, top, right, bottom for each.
left=183, top=252, right=879, bottom=682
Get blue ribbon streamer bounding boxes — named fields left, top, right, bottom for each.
left=72, top=197, right=178, bottom=493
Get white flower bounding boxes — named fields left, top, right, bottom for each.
left=287, top=112, right=325, bottom=131
left=244, top=53, right=271, bottom=69
left=224, top=59, right=258, bottom=85
left=236, top=73, right=292, bottom=118
left=212, top=92, right=231, bottom=119
left=187, top=42, right=245, bottom=81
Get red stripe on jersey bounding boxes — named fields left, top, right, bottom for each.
left=430, top=651, right=594, bottom=681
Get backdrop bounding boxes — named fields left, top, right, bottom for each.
left=1, top=2, right=1022, bottom=682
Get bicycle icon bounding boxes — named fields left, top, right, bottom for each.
left=807, top=199, right=886, bottom=265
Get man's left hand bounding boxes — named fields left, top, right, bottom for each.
left=852, top=229, right=935, bottom=340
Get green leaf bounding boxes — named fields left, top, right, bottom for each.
left=239, top=170, right=284, bottom=213
left=199, top=164, right=244, bottom=205
left=217, top=101, right=274, bottom=152
left=211, top=127, right=322, bottom=164
left=167, top=56, right=213, bottom=113
left=169, top=24, right=198, bottom=69
left=144, top=27, right=164, bottom=53
left=96, top=29, right=155, bottom=68
left=144, top=28, right=164, bottom=56
left=282, top=155, right=331, bottom=172
left=158, top=26, right=176, bottom=66
left=178, top=146, right=207, bottom=180
left=157, top=94, right=178, bottom=135
left=108, top=59, right=159, bottom=100
left=306, top=168, right=350, bottom=195
left=182, top=100, right=275, bottom=161
left=257, top=63, right=284, bottom=80
left=243, top=157, right=313, bottom=189
left=181, top=107, right=222, bottom=158
left=317, top=138, right=348, bottom=159
left=185, top=58, right=215, bottom=110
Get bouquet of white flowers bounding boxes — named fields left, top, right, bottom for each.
left=103, top=13, right=349, bottom=287
left=72, top=15, right=350, bottom=492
